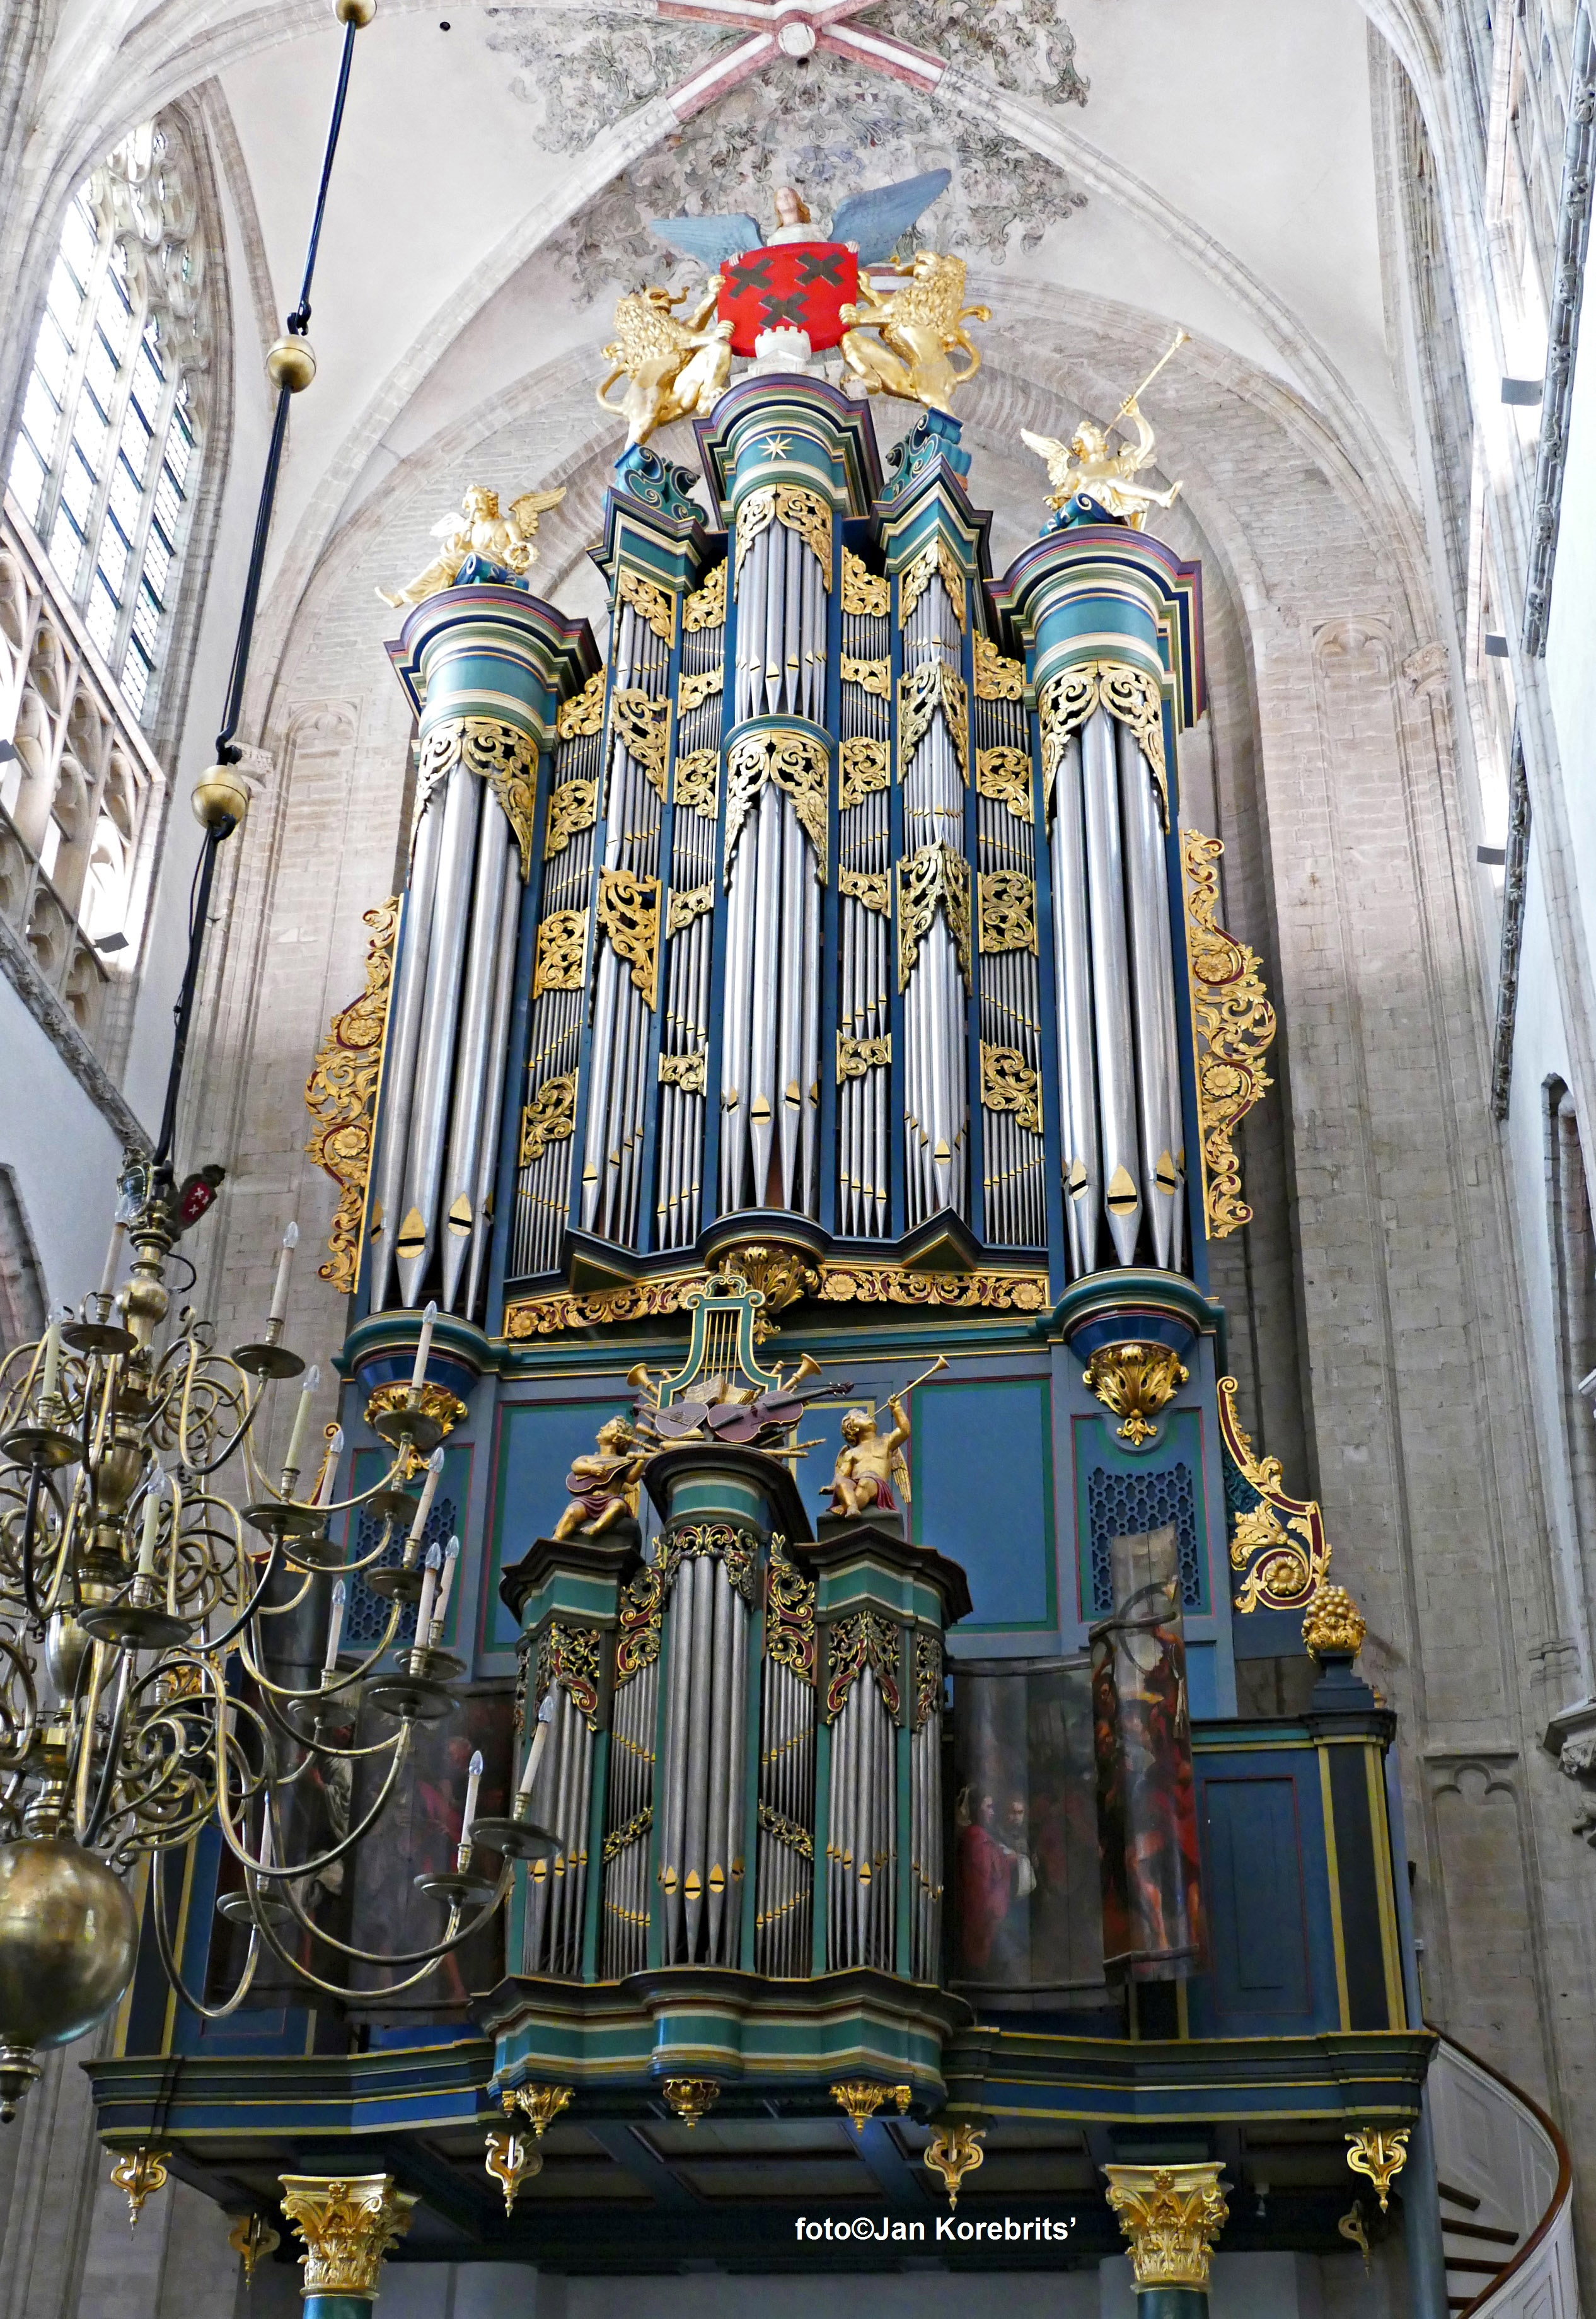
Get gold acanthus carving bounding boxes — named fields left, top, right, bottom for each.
left=304, top=897, right=399, bottom=1298
left=980, top=1043, right=1042, bottom=1135
left=840, top=654, right=890, bottom=697
left=1103, top=2165, right=1229, bottom=2293
left=1345, top=2128, right=1409, bottom=2214
left=557, top=669, right=606, bottom=740
left=1183, top=830, right=1277, bottom=1240
left=832, top=2081, right=912, bottom=2133
left=673, top=747, right=719, bottom=818
left=838, top=1032, right=892, bottom=1083
left=502, top=1257, right=1049, bottom=1337
left=678, top=662, right=724, bottom=714
left=662, top=2078, right=720, bottom=2128
left=976, top=745, right=1032, bottom=820
left=1083, top=1341, right=1189, bottom=1447
left=533, top=908, right=588, bottom=997
left=685, top=559, right=726, bottom=631
left=923, top=2125, right=985, bottom=2211
left=618, top=566, right=676, bottom=644
left=973, top=632, right=1024, bottom=700
left=364, top=1381, right=468, bottom=1439
left=898, top=659, right=969, bottom=783
left=278, top=2174, right=416, bottom=2298
left=1218, top=1373, right=1333, bottom=1612
left=596, top=868, right=660, bottom=1006
left=897, top=841, right=971, bottom=992
left=1304, top=1583, right=1367, bottom=1661
left=520, top=1071, right=578, bottom=1167
left=725, top=730, right=830, bottom=883
left=841, top=549, right=889, bottom=617
left=766, top=1540, right=816, bottom=1681
left=978, top=869, right=1037, bottom=955
left=667, top=883, right=714, bottom=936
left=545, top=776, right=597, bottom=857
left=610, top=686, right=671, bottom=803
left=838, top=866, right=889, bottom=916
left=417, top=717, right=540, bottom=876
left=839, top=736, right=889, bottom=810
left=1038, top=660, right=1168, bottom=828
left=735, top=485, right=833, bottom=590
left=659, top=1048, right=707, bottom=1093
left=898, top=535, right=967, bottom=630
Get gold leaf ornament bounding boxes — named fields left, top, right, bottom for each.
left=973, top=632, right=1024, bottom=700
left=596, top=868, right=661, bottom=1005
left=1082, top=1340, right=1189, bottom=1446
left=557, top=668, right=606, bottom=739
left=724, top=730, right=830, bottom=881
left=520, top=1071, right=578, bottom=1166
left=1183, top=830, right=1276, bottom=1239
left=533, top=908, right=588, bottom=996
left=544, top=776, right=597, bottom=857
left=1103, top=2165, right=1229, bottom=2293
left=1038, top=659, right=1167, bottom=826
left=304, top=897, right=400, bottom=1296
left=609, top=686, right=671, bottom=803
left=417, top=716, right=540, bottom=875
left=896, top=841, right=971, bottom=991
left=980, top=1042, right=1042, bottom=1134
left=1218, top=1373, right=1331, bottom=1611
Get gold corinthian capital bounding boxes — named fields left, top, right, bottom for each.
left=279, top=2174, right=417, bottom=2299
left=1102, top=2163, right=1229, bottom=2292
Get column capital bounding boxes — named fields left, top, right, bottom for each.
left=279, top=2173, right=415, bottom=2301
left=1102, top=2161, right=1229, bottom=2294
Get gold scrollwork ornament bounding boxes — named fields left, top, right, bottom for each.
left=898, top=658, right=968, bottom=782
left=545, top=777, right=597, bottom=857
left=923, top=2124, right=986, bottom=2211
left=840, top=654, right=889, bottom=696
left=659, top=1048, right=707, bottom=1093
left=735, top=484, right=833, bottom=590
left=831, top=2080, right=912, bottom=2133
left=520, top=1071, right=578, bottom=1167
left=685, top=559, right=726, bottom=631
left=839, top=736, right=889, bottom=810
left=596, top=869, right=660, bottom=1006
left=304, top=896, right=399, bottom=1296
left=417, top=717, right=540, bottom=876
left=977, top=869, right=1036, bottom=955
left=364, top=1381, right=468, bottom=1439
left=662, top=2078, right=720, bottom=2129
left=973, top=632, right=1024, bottom=700
left=838, top=866, right=889, bottom=916
left=838, top=1032, right=892, bottom=1083
left=841, top=548, right=889, bottom=617
left=1038, top=660, right=1168, bottom=827
left=228, top=2212, right=280, bottom=2284
left=1183, top=830, right=1277, bottom=1239
left=666, top=883, right=714, bottom=936
left=678, top=661, right=724, bottom=713
left=1345, top=2127, right=1409, bottom=2214
left=980, top=1042, right=1042, bottom=1134
left=557, top=668, right=605, bottom=739
left=976, top=745, right=1032, bottom=819
left=898, top=535, right=967, bottom=630
left=110, top=2147, right=168, bottom=2229
left=618, top=566, right=675, bottom=643
left=533, top=908, right=587, bottom=997
left=1218, top=1373, right=1332, bottom=1612
left=609, top=686, right=671, bottom=802
left=897, top=841, right=971, bottom=991
left=724, top=731, right=830, bottom=881
left=483, top=2119, right=540, bottom=2214
left=1083, top=1341, right=1189, bottom=1447
left=673, top=747, right=719, bottom=818
left=278, top=2174, right=416, bottom=2298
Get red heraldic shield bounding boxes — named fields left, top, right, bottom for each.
left=717, top=242, right=860, bottom=356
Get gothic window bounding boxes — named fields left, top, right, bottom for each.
left=6, top=115, right=211, bottom=727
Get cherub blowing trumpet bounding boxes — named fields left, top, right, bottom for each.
left=821, top=1356, right=949, bottom=1521
left=377, top=481, right=565, bottom=609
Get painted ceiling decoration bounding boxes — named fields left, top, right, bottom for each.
left=485, top=1, right=1088, bottom=293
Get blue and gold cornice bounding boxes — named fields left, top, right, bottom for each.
left=694, top=375, right=883, bottom=521
left=992, top=523, right=1206, bottom=731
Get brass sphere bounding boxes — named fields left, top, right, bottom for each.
left=265, top=336, right=317, bottom=393
left=335, top=0, right=377, bottom=20
left=191, top=762, right=252, bottom=832
left=0, top=1841, right=137, bottom=2112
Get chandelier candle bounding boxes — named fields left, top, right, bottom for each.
left=410, top=1300, right=437, bottom=1394
left=405, top=1449, right=444, bottom=1562
left=37, top=1323, right=59, bottom=1410
left=136, top=1482, right=161, bottom=1581
left=318, top=1426, right=344, bottom=1508
left=415, top=1542, right=442, bottom=1646
left=517, top=1705, right=552, bottom=1802
left=323, top=1581, right=345, bottom=1675
left=429, top=1535, right=460, bottom=1644
left=269, top=1223, right=299, bottom=1326
left=282, top=1364, right=320, bottom=1485
left=96, top=1218, right=125, bottom=1302
left=461, top=1750, right=483, bottom=1844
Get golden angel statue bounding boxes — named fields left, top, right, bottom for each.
left=596, top=281, right=734, bottom=450
left=1021, top=328, right=1189, bottom=530
left=838, top=252, right=989, bottom=415
left=376, top=482, right=565, bottom=610
left=552, top=1415, right=647, bottom=1542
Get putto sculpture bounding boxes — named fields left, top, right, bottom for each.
left=1021, top=328, right=1189, bottom=529
left=378, top=481, right=566, bottom=608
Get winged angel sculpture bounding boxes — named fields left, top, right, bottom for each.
left=598, top=171, right=984, bottom=443
left=377, top=482, right=566, bottom=610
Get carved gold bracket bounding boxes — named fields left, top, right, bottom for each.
left=923, top=2123, right=985, bottom=2210
left=364, top=1381, right=466, bottom=1442
left=1084, top=1341, right=1189, bottom=1446
left=1039, top=660, right=1168, bottom=825
left=304, top=898, right=399, bottom=1298
left=418, top=718, right=540, bottom=875
left=110, top=2146, right=168, bottom=2229
left=1346, top=2127, right=1409, bottom=2214
left=662, top=2076, right=720, bottom=2128
left=1183, top=829, right=1277, bottom=1240
left=228, top=2211, right=280, bottom=2285
left=1218, top=1375, right=1331, bottom=1613
left=831, top=2079, right=912, bottom=2133
left=486, top=2084, right=574, bottom=2212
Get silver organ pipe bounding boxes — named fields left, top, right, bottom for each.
left=909, top=1636, right=943, bottom=1982
left=1048, top=729, right=1102, bottom=1278
left=521, top=1668, right=595, bottom=1980
left=396, top=762, right=483, bottom=1305
left=974, top=635, right=1044, bottom=1248
left=826, top=1643, right=898, bottom=1973
left=898, top=549, right=970, bottom=1227
left=656, top=1533, right=754, bottom=1967
left=838, top=552, right=891, bottom=1239
left=439, top=796, right=511, bottom=1312
left=1118, top=719, right=1183, bottom=1270
left=657, top=562, right=724, bottom=1250
left=755, top=1552, right=817, bottom=1977
left=368, top=791, right=443, bottom=1311
left=602, top=1568, right=661, bottom=1979
left=465, top=846, right=523, bottom=1321
left=1081, top=706, right=1143, bottom=1265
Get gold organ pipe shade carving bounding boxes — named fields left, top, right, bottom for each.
left=615, top=1564, right=664, bottom=1683
left=734, top=485, right=833, bottom=590
left=840, top=654, right=890, bottom=697
left=979, top=1042, right=1043, bottom=1135
left=673, top=747, right=720, bottom=817
left=278, top=2174, right=416, bottom=2298
left=839, top=736, right=889, bottom=810
left=618, top=565, right=676, bottom=643
left=724, top=730, right=830, bottom=882
left=1102, top=2164, right=1229, bottom=2293
left=841, top=549, right=889, bottom=616
left=1183, top=828, right=1277, bottom=1240
left=838, top=866, right=889, bottom=916
left=228, top=2212, right=280, bottom=2286
left=597, top=869, right=661, bottom=1005
left=977, top=869, right=1037, bottom=955
left=678, top=661, right=724, bottom=713
left=1082, top=1341, right=1189, bottom=1446
left=609, top=686, right=671, bottom=802
left=662, top=2077, right=721, bottom=2127
left=1303, top=1582, right=1367, bottom=1660
left=973, top=632, right=1024, bottom=700
left=666, top=882, right=714, bottom=936
left=838, top=1032, right=892, bottom=1083
left=898, top=659, right=969, bottom=783
left=604, top=1802, right=654, bottom=1861
left=533, top=907, right=588, bottom=996
left=685, top=559, right=727, bottom=630
left=924, top=2125, right=985, bottom=2210
left=1038, top=660, right=1169, bottom=828
left=520, top=1070, right=578, bottom=1166
left=1218, top=1373, right=1333, bottom=1612
left=364, top=1381, right=467, bottom=1440
left=1345, top=2128, right=1409, bottom=2214
left=503, top=1258, right=1048, bottom=1337
left=827, top=1609, right=901, bottom=1719
left=304, top=895, right=399, bottom=1297
left=557, top=669, right=606, bottom=738
left=975, top=745, right=1033, bottom=820
left=897, top=841, right=971, bottom=991
left=417, top=716, right=540, bottom=875
left=898, top=535, right=968, bottom=630
left=765, top=1540, right=816, bottom=1680
left=545, top=776, right=598, bottom=857
left=110, top=2147, right=168, bottom=2229
left=659, top=1049, right=707, bottom=1093
left=831, top=2081, right=913, bottom=2133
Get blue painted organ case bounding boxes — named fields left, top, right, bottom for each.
left=90, top=378, right=1431, bottom=2273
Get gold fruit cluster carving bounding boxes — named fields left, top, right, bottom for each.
left=1304, top=1583, right=1367, bottom=1661
left=304, top=896, right=399, bottom=1296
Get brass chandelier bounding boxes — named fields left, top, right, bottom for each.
left=0, top=0, right=549, bottom=2122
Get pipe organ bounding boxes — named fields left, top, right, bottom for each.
left=371, top=380, right=1206, bottom=1326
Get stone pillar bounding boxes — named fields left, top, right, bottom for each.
left=278, top=2175, right=415, bottom=2319
left=1102, top=2163, right=1228, bottom=2313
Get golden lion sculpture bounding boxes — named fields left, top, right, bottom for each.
left=840, top=252, right=989, bottom=414
left=596, top=281, right=734, bottom=450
